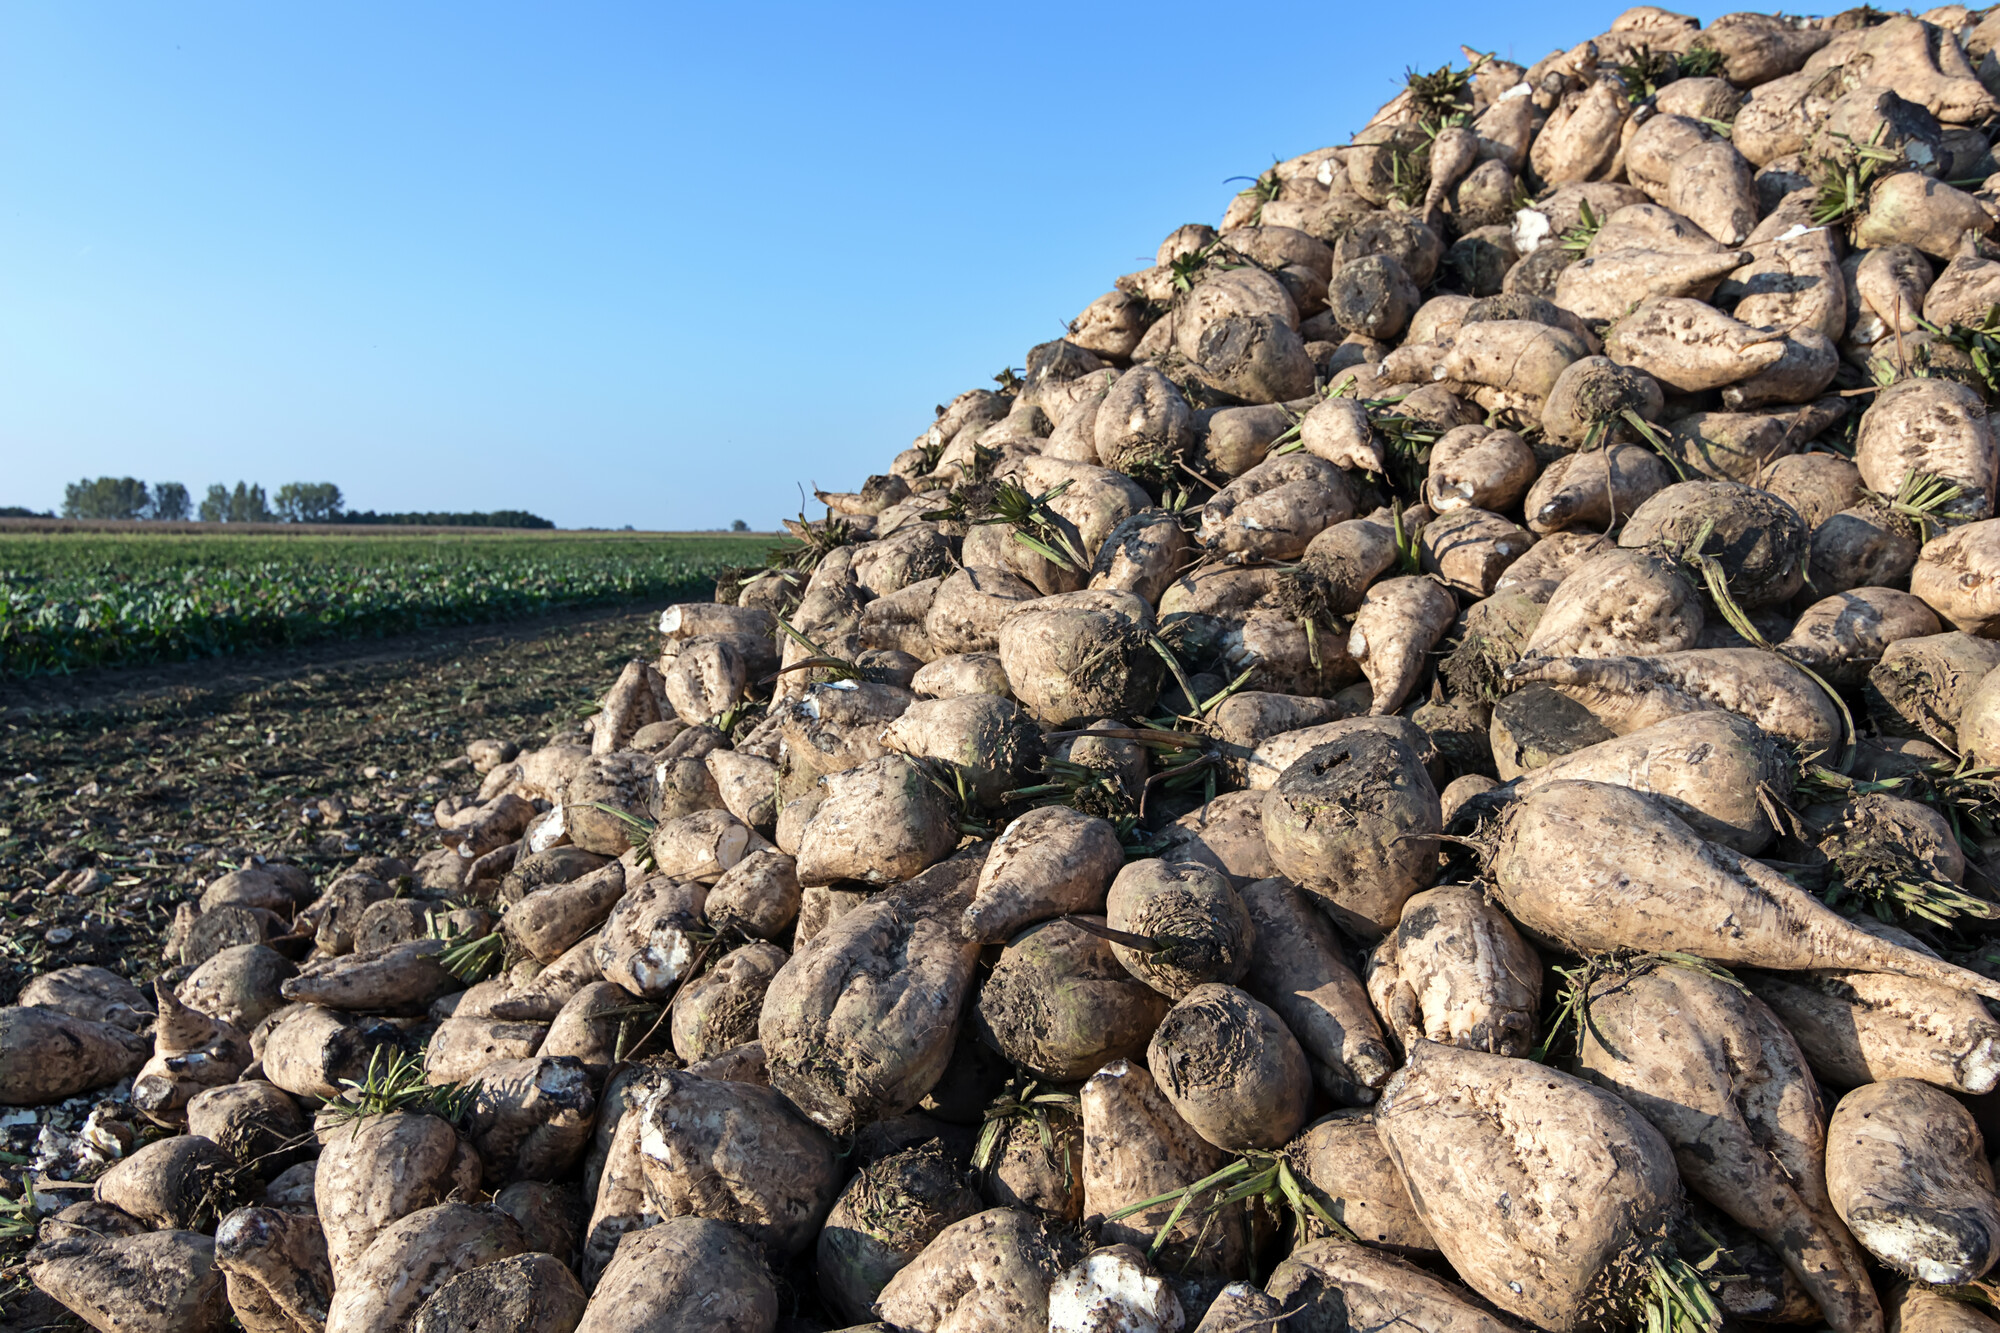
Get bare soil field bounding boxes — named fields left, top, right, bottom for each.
left=0, top=604, right=657, bottom=1006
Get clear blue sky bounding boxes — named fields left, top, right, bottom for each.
left=2, top=1, right=1734, bottom=530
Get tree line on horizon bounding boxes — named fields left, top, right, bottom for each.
left=24, top=477, right=555, bottom=529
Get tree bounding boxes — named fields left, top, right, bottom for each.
left=228, top=482, right=273, bottom=523
left=62, top=477, right=151, bottom=520
left=150, top=483, right=191, bottom=521
left=275, top=482, right=344, bottom=523
left=730, top=518, right=749, bottom=532
left=340, top=508, right=553, bottom=528
left=201, top=482, right=273, bottom=522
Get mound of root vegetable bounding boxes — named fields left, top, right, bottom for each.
left=23, top=8, right=2000, bottom=1332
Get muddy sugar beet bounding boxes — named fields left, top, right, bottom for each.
left=24, top=7, right=2000, bottom=1331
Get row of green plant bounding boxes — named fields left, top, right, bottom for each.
left=0, top=532, right=771, bottom=677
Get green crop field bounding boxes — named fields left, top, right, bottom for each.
left=0, top=529, right=779, bottom=678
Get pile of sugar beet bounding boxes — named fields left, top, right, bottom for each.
left=34, top=7, right=2000, bottom=1332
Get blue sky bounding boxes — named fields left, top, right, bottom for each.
left=3, top=1, right=1735, bottom=530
